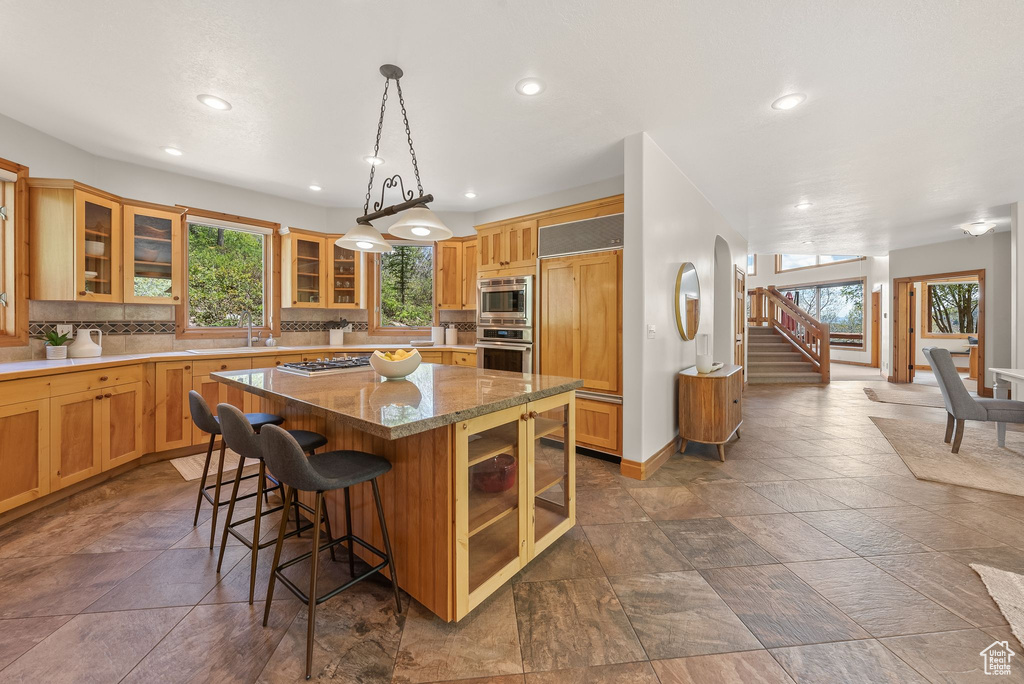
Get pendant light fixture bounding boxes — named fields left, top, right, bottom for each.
left=336, top=64, right=452, bottom=253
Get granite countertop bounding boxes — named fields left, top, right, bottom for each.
left=212, top=364, right=583, bottom=440
left=0, top=344, right=478, bottom=382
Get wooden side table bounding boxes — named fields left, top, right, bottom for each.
left=678, top=364, right=743, bottom=461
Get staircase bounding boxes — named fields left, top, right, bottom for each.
left=747, top=327, right=825, bottom=384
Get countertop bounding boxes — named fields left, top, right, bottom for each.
left=212, top=364, right=583, bottom=440
left=0, top=344, right=478, bottom=382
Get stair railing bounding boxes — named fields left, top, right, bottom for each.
left=748, top=286, right=830, bottom=384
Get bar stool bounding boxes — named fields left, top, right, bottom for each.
left=257, top=422, right=401, bottom=680
left=189, top=391, right=286, bottom=549
left=215, top=403, right=330, bottom=603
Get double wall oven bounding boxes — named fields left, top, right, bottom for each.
left=476, top=275, right=533, bottom=373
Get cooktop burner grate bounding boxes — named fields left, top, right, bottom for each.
left=278, top=356, right=371, bottom=376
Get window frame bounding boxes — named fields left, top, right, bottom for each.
left=775, top=276, right=867, bottom=350
left=774, top=254, right=865, bottom=274
left=174, top=206, right=281, bottom=339
left=920, top=277, right=980, bottom=339
left=0, top=156, right=29, bottom=347
left=367, top=240, right=439, bottom=336
left=747, top=254, right=757, bottom=276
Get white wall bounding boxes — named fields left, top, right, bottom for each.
left=888, top=232, right=1011, bottom=392
left=747, top=255, right=889, bottom=365
left=622, top=133, right=747, bottom=463
left=472, top=176, right=625, bottom=226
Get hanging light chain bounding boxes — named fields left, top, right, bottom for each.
left=394, top=77, right=424, bottom=197
left=363, top=78, right=390, bottom=216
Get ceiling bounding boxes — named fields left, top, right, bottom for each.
left=1, top=0, right=1023, bottom=255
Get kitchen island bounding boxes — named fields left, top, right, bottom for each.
left=213, top=362, right=581, bottom=621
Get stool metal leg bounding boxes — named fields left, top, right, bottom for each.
left=247, top=461, right=266, bottom=604
left=323, top=504, right=337, bottom=563
left=344, top=487, right=355, bottom=577
left=371, top=479, right=402, bottom=613
left=217, top=451, right=247, bottom=572
left=263, top=485, right=292, bottom=629
left=193, top=433, right=216, bottom=526
left=306, top=491, right=324, bottom=679
left=209, top=440, right=228, bottom=549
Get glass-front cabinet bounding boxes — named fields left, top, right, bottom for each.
left=122, top=202, right=183, bottom=304
left=329, top=243, right=361, bottom=308
left=454, top=392, right=575, bottom=619
left=282, top=230, right=326, bottom=308
left=76, top=190, right=122, bottom=303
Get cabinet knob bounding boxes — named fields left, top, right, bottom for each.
left=99, top=376, right=108, bottom=381
left=173, top=296, right=180, bottom=301
left=184, top=365, right=191, bottom=370
left=79, top=291, right=87, bottom=296
left=733, top=399, right=739, bottom=403
left=95, top=395, right=102, bottom=400
left=220, top=364, right=227, bottom=370
left=104, top=393, right=112, bottom=398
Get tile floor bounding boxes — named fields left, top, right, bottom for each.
left=1, top=379, right=1023, bottom=683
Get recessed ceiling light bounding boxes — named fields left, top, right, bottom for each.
left=771, top=93, right=807, bottom=110
left=515, top=78, right=545, bottom=96
left=363, top=155, right=385, bottom=166
left=464, top=191, right=477, bottom=199
left=802, top=240, right=813, bottom=245
left=197, top=94, right=232, bottom=110
left=795, top=201, right=813, bottom=209
left=309, top=184, right=322, bottom=192
left=162, top=146, right=183, bottom=156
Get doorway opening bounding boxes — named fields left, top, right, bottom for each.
left=713, top=236, right=733, bottom=364
left=891, top=269, right=985, bottom=396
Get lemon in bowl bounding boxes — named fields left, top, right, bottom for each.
left=369, top=348, right=422, bottom=379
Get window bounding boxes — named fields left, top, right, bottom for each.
left=777, top=278, right=865, bottom=348
left=176, top=208, right=279, bottom=337
left=0, top=156, right=28, bottom=347
left=924, top=279, right=979, bottom=337
left=775, top=254, right=863, bottom=273
left=747, top=254, right=757, bottom=276
left=371, top=243, right=435, bottom=332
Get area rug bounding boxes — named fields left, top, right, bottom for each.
left=170, top=449, right=258, bottom=481
left=870, top=416, right=1024, bottom=497
left=863, top=387, right=945, bottom=409
left=972, top=564, right=1024, bottom=648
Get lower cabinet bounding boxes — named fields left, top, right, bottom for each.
left=0, top=399, right=50, bottom=514
left=155, top=361, right=193, bottom=452
left=453, top=391, right=575, bottom=619
left=576, top=396, right=622, bottom=455
left=102, top=382, right=144, bottom=470
left=191, top=359, right=252, bottom=445
left=50, top=389, right=104, bottom=490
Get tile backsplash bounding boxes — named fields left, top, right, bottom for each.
left=2, top=301, right=477, bottom=363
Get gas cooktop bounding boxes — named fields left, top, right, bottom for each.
left=278, top=356, right=371, bottom=377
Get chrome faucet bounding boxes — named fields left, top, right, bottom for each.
left=240, top=311, right=253, bottom=347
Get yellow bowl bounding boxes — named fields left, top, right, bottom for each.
left=369, top=349, right=422, bottom=379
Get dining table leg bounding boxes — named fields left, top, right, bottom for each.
left=995, top=373, right=1008, bottom=447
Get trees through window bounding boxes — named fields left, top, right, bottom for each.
left=778, top=279, right=865, bottom=347
left=925, top=280, right=979, bottom=336
left=377, top=244, right=434, bottom=329
left=186, top=223, right=267, bottom=328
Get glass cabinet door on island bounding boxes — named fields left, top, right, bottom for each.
left=123, top=203, right=183, bottom=304
left=76, top=191, right=122, bottom=302
left=329, top=243, right=361, bottom=308
left=528, top=394, right=574, bottom=555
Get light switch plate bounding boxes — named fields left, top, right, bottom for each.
left=56, top=324, right=73, bottom=337
left=647, top=324, right=656, bottom=339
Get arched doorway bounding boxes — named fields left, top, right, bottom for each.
left=713, top=236, right=733, bottom=363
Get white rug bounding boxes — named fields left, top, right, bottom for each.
left=973, top=564, right=1024, bottom=648
left=170, top=448, right=259, bottom=481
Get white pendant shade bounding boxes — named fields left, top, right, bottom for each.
left=335, top=223, right=393, bottom=253
left=387, top=206, right=454, bottom=241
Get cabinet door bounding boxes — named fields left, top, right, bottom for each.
left=576, top=251, right=621, bottom=393
left=328, top=242, right=360, bottom=308
left=123, top=204, right=182, bottom=305
left=191, top=362, right=252, bottom=445
left=436, top=239, right=464, bottom=310
left=539, top=257, right=576, bottom=379
left=462, top=240, right=478, bottom=309
left=0, top=399, right=49, bottom=514
left=291, top=235, right=326, bottom=307
left=576, top=397, right=621, bottom=455
left=455, top=404, right=528, bottom=619
left=476, top=227, right=504, bottom=273
left=50, top=390, right=103, bottom=490
left=527, top=393, right=575, bottom=557
left=155, top=361, right=193, bottom=452
left=505, top=220, right=537, bottom=270
left=102, top=382, right=144, bottom=470
left=76, top=190, right=122, bottom=303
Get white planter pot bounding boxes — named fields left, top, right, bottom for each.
left=46, top=344, right=68, bottom=360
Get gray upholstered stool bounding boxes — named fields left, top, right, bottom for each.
left=189, top=390, right=286, bottom=548
left=257, top=422, right=401, bottom=680
left=214, top=404, right=329, bottom=603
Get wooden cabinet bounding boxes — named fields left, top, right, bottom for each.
left=462, top=240, right=477, bottom=309
left=102, top=382, right=144, bottom=470
left=436, top=237, right=478, bottom=310
left=450, top=350, right=477, bottom=367
left=123, top=201, right=183, bottom=304
left=50, top=389, right=104, bottom=489
left=576, top=396, right=621, bottom=454
left=0, top=399, right=49, bottom=514
left=28, top=180, right=123, bottom=302
left=475, top=220, right=537, bottom=274
left=454, top=392, right=574, bottom=619
left=678, top=364, right=743, bottom=461
left=190, top=358, right=252, bottom=445
left=155, top=361, right=193, bottom=452
left=477, top=226, right=504, bottom=273
left=282, top=229, right=327, bottom=307
left=328, top=243, right=361, bottom=308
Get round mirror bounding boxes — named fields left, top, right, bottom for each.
left=674, top=262, right=701, bottom=340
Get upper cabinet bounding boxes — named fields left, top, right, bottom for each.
left=328, top=242, right=361, bottom=309
left=282, top=228, right=362, bottom=309
left=436, top=237, right=477, bottom=310
left=29, top=179, right=123, bottom=303
left=475, top=220, right=537, bottom=275
left=123, top=200, right=184, bottom=304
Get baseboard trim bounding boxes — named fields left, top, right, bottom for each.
left=620, top=436, right=679, bottom=480
left=832, top=359, right=873, bottom=367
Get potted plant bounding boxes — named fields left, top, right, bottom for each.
left=44, top=329, right=71, bottom=360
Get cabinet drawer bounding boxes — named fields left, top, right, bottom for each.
left=419, top=351, right=444, bottom=364
left=0, top=378, right=52, bottom=405
left=49, top=365, right=144, bottom=396
left=576, top=397, right=621, bottom=455
left=452, top=351, right=477, bottom=367
left=268, top=354, right=303, bottom=367
left=192, top=358, right=252, bottom=375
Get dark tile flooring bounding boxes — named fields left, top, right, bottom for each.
left=0, top=380, right=1023, bottom=682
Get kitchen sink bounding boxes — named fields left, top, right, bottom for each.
left=185, top=347, right=293, bottom=355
